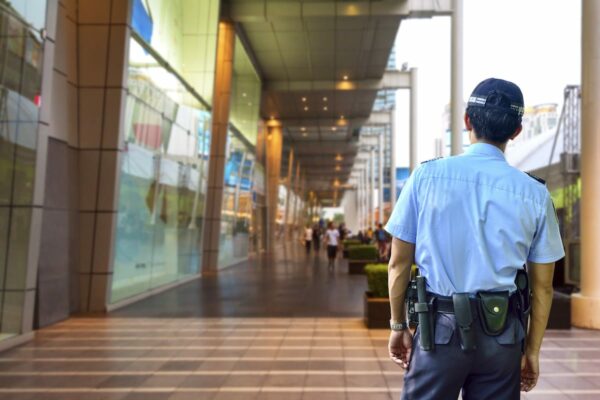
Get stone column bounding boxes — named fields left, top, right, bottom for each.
left=378, top=133, right=384, bottom=224
left=201, top=21, right=235, bottom=274
left=292, top=161, right=301, bottom=229
left=572, top=0, right=600, bottom=329
left=266, top=123, right=283, bottom=253
left=284, top=148, right=294, bottom=238
left=75, top=0, right=130, bottom=312
left=451, top=0, right=464, bottom=155
left=369, top=147, right=375, bottom=227
left=390, top=110, right=397, bottom=204
left=410, top=68, right=419, bottom=172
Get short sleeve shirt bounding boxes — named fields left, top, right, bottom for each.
left=326, top=229, right=340, bottom=246
left=385, top=143, right=565, bottom=295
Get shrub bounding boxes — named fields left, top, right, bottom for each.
left=348, top=245, right=378, bottom=260
left=343, top=239, right=361, bottom=247
left=365, top=264, right=388, bottom=298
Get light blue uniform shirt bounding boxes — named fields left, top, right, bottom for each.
left=385, top=143, right=565, bottom=296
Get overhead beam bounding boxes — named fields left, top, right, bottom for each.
left=226, top=0, right=452, bottom=21
left=264, top=71, right=411, bottom=92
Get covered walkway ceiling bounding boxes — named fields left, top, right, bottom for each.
left=224, top=0, right=452, bottom=201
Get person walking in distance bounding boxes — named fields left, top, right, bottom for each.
left=312, top=223, right=321, bottom=255
left=385, top=78, right=564, bottom=399
left=374, top=223, right=388, bottom=261
left=304, top=225, right=313, bottom=256
left=324, top=222, right=340, bottom=270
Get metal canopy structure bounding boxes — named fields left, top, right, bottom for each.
left=224, top=0, right=453, bottom=202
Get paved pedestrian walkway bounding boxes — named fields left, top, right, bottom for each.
left=1, top=246, right=599, bottom=399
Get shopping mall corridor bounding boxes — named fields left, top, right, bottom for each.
left=1, top=246, right=600, bottom=400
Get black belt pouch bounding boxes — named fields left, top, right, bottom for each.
left=478, top=291, right=509, bottom=336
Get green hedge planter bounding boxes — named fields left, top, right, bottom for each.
left=342, top=240, right=362, bottom=258
left=348, top=245, right=379, bottom=274
left=363, top=264, right=390, bottom=329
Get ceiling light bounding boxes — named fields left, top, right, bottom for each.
left=302, top=97, right=307, bottom=102
left=335, top=154, right=343, bottom=162
left=343, top=75, right=349, bottom=80
left=323, top=97, right=328, bottom=102
left=335, top=166, right=341, bottom=171
left=302, top=133, right=308, bottom=137
left=323, top=106, right=328, bottom=111
left=304, top=106, right=309, bottom=111
left=301, top=127, right=306, bottom=131
left=331, top=127, right=337, bottom=131
left=242, top=92, right=247, bottom=97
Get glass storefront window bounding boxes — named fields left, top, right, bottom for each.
left=0, top=0, right=46, bottom=341
left=111, top=37, right=212, bottom=304
left=130, top=0, right=219, bottom=105
left=219, top=130, right=257, bottom=268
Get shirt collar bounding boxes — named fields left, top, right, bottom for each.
left=464, top=142, right=506, bottom=160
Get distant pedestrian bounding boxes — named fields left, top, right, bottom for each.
left=374, top=223, right=388, bottom=260
left=304, top=225, right=313, bottom=256
left=324, top=222, right=340, bottom=270
left=312, top=224, right=321, bottom=254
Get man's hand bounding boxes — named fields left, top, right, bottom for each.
left=520, top=350, right=540, bottom=392
left=389, top=330, right=413, bottom=369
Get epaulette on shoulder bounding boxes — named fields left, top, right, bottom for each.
left=526, top=172, right=546, bottom=185
left=421, top=157, right=443, bottom=164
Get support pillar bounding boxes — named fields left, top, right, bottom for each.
left=390, top=110, right=397, bottom=204
left=409, top=68, right=419, bottom=172
left=451, top=0, right=464, bottom=155
left=370, top=148, right=375, bottom=229
left=284, top=148, right=294, bottom=239
left=572, top=0, right=600, bottom=329
left=292, top=161, right=301, bottom=229
left=266, top=123, right=283, bottom=253
left=201, top=21, right=235, bottom=274
left=378, top=134, right=384, bottom=224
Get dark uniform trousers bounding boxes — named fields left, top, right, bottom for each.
left=401, top=311, right=524, bottom=400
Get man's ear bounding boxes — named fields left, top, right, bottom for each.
left=510, top=124, right=523, bottom=141
left=464, top=113, right=472, bottom=131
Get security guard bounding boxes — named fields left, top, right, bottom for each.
left=385, top=78, right=564, bottom=399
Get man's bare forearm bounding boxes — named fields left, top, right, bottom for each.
left=388, top=238, right=416, bottom=321
left=526, top=262, right=555, bottom=353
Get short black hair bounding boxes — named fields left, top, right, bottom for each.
left=466, top=92, right=522, bottom=143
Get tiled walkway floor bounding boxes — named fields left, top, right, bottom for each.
left=1, top=247, right=600, bottom=399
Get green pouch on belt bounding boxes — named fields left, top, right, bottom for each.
left=477, top=291, right=509, bottom=336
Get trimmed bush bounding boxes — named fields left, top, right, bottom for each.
left=348, top=245, right=378, bottom=261
left=343, top=239, right=362, bottom=247
left=365, top=264, right=388, bottom=298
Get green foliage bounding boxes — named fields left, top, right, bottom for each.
left=365, top=264, right=388, bottom=298
left=348, top=245, right=378, bottom=260
left=343, top=239, right=361, bottom=247
left=333, top=213, right=345, bottom=223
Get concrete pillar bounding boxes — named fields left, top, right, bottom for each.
left=572, top=0, right=600, bottom=329
left=370, top=148, right=376, bottom=229
left=266, top=124, right=283, bottom=253
left=410, top=68, right=419, bottom=172
left=451, top=0, right=464, bottom=156
left=390, top=110, right=397, bottom=204
left=378, top=134, right=384, bottom=224
left=284, top=148, right=294, bottom=238
left=362, top=168, right=368, bottom=229
left=293, top=161, right=301, bottom=228
left=201, top=21, right=235, bottom=274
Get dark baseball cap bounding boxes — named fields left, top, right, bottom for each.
left=467, top=78, right=524, bottom=117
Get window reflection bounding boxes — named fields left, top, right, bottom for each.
left=0, top=0, right=46, bottom=340
left=219, top=130, right=257, bottom=268
left=111, top=38, right=212, bottom=303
